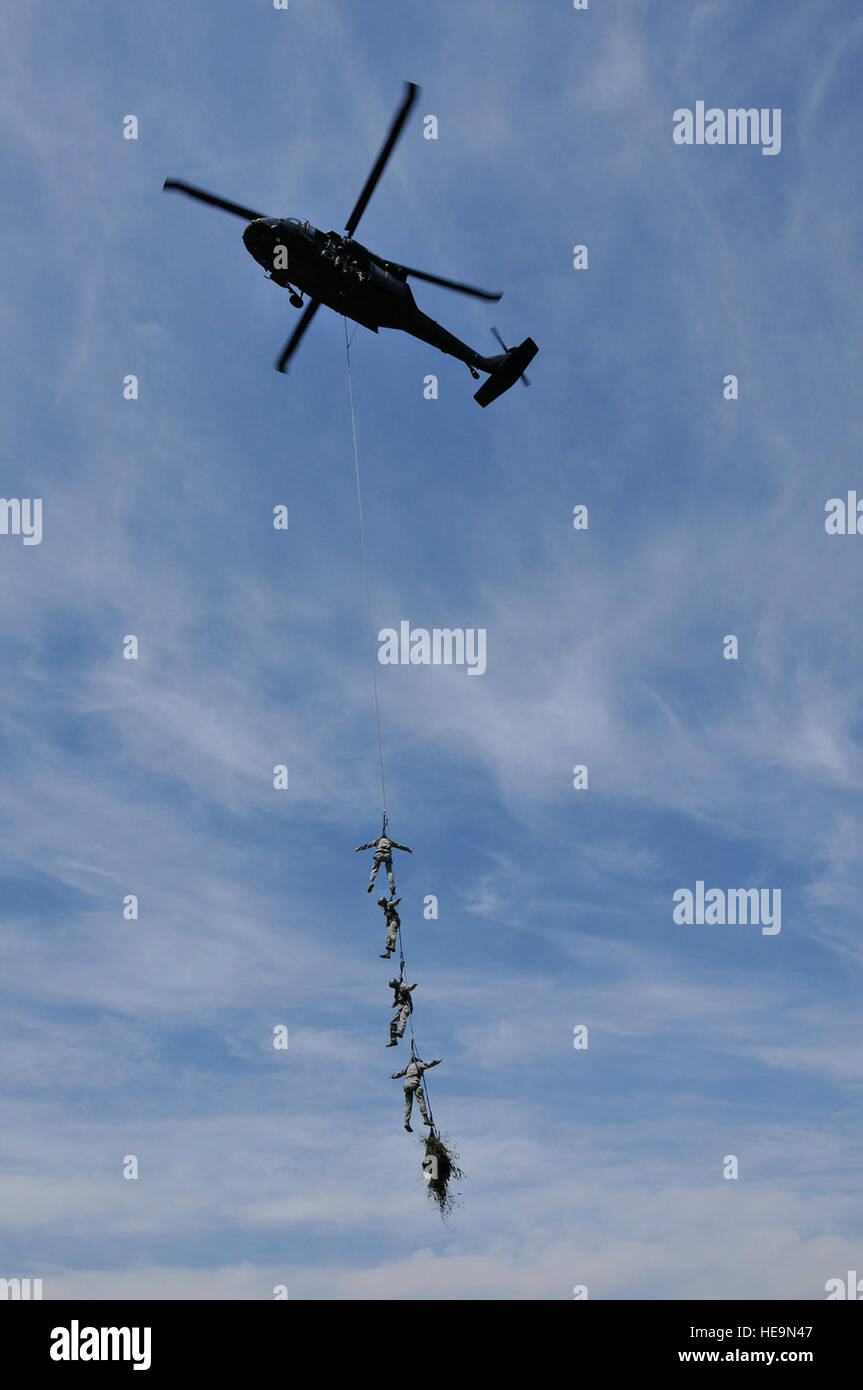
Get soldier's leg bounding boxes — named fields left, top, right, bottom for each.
left=415, top=1085, right=432, bottom=1125
left=404, top=1086, right=414, bottom=1129
left=367, top=858, right=380, bottom=892
left=380, top=917, right=393, bottom=958
left=386, top=859, right=396, bottom=895
left=388, top=1012, right=400, bottom=1046
left=396, top=1004, right=409, bottom=1038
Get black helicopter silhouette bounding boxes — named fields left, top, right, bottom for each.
left=163, top=83, right=537, bottom=406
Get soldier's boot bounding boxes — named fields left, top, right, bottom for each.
left=404, top=1123, right=413, bottom=1132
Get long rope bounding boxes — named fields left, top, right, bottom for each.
left=345, top=320, right=387, bottom=820
left=398, top=913, right=435, bottom=1130
left=344, top=327, right=435, bottom=1135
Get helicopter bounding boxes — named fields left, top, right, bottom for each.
left=163, top=82, right=537, bottom=406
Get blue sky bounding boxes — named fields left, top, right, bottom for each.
left=2, top=0, right=862, bottom=1299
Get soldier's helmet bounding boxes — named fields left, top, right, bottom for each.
left=389, top=978, right=399, bottom=989
left=377, top=896, right=388, bottom=906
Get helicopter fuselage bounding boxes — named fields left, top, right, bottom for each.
left=241, top=215, right=499, bottom=371
left=245, top=217, right=414, bottom=329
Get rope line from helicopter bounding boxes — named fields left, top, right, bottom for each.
left=344, top=321, right=435, bottom=1134
left=397, top=912, right=435, bottom=1130
left=344, top=318, right=387, bottom=822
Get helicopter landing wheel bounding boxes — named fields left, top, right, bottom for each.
left=289, top=292, right=304, bottom=308
left=468, top=365, right=480, bottom=379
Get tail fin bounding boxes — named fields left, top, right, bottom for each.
left=473, top=337, right=538, bottom=407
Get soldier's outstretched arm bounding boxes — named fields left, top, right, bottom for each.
left=429, top=1058, right=442, bottom=1067
left=391, top=842, right=412, bottom=853
left=391, top=1068, right=407, bottom=1079
left=355, top=842, right=375, bottom=851
left=408, top=983, right=418, bottom=992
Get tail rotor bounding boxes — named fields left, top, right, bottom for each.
left=491, top=327, right=530, bottom=387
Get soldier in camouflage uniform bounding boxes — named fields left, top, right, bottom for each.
left=355, top=830, right=412, bottom=895
left=391, top=1055, right=441, bottom=1131
left=386, top=977, right=417, bottom=1046
left=377, top=895, right=402, bottom=958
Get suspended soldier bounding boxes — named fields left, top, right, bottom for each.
left=391, top=1055, right=441, bottom=1131
left=378, top=895, right=402, bottom=958
left=355, top=826, right=412, bottom=894
left=386, top=978, right=417, bottom=1047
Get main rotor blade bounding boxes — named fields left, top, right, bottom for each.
left=275, top=300, right=321, bottom=373
left=163, top=179, right=264, bottom=222
left=344, top=82, right=419, bottom=237
left=403, top=266, right=502, bottom=302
